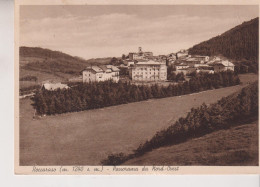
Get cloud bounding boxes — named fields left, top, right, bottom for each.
left=20, top=12, right=254, bottom=59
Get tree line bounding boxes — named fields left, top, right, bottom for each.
left=101, top=81, right=258, bottom=165
left=31, top=71, right=240, bottom=116
left=20, top=75, right=38, bottom=82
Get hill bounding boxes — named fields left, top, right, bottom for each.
left=19, top=47, right=112, bottom=89
left=189, top=18, right=258, bottom=66
left=124, top=121, right=258, bottom=166
left=20, top=46, right=111, bottom=75
left=101, top=80, right=258, bottom=165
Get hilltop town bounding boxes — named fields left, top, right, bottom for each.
left=40, top=47, right=236, bottom=91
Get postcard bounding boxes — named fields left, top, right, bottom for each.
left=15, top=0, right=260, bottom=174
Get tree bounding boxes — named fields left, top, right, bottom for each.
left=110, top=57, right=118, bottom=65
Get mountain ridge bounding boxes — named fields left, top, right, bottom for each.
left=189, top=17, right=259, bottom=62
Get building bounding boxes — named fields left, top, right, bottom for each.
left=129, top=52, right=144, bottom=60
left=82, top=65, right=120, bottom=83
left=129, top=60, right=167, bottom=81
left=176, top=64, right=189, bottom=71
left=177, top=49, right=188, bottom=58
left=143, top=51, right=153, bottom=57
left=128, top=47, right=153, bottom=60
left=213, top=60, right=235, bottom=72
left=42, top=82, right=69, bottom=91
left=127, top=61, right=135, bottom=67
left=192, top=55, right=209, bottom=62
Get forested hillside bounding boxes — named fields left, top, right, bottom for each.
left=20, top=47, right=89, bottom=75
left=189, top=18, right=259, bottom=63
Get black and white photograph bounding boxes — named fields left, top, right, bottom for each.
left=15, top=1, right=259, bottom=174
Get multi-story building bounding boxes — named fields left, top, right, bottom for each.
left=82, top=65, right=120, bottom=83
left=129, top=60, right=167, bottom=81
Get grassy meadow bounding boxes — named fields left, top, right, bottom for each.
left=124, top=121, right=258, bottom=166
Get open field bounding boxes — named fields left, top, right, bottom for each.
left=19, top=68, right=74, bottom=89
left=19, top=73, right=258, bottom=165
left=124, top=121, right=258, bottom=166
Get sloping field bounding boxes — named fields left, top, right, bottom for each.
left=124, top=121, right=258, bottom=166
left=19, top=74, right=258, bottom=165
left=19, top=69, right=73, bottom=89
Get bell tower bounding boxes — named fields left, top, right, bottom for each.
left=138, top=47, right=142, bottom=53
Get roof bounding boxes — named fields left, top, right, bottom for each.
left=213, top=60, right=234, bottom=67
left=82, top=65, right=119, bottom=73
left=135, top=60, right=164, bottom=65
left=110, top=65, right=120, bottom=72
left=85, top=65, right=103, bottom=73
left=193, top=55, right=209, bottom=58
left=43, top=83, right=69, bottom=91
left=186, top=58, right=201, bottom=62
left=177, top=68, right=188, bottom=70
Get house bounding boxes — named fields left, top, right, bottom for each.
left=213, top=60, right=235, bottom=72
left=42, top=82, right=69, bottom=91
left=129, top=60, right=167, bottom=81
left=82, top=65, right=120, bottom=83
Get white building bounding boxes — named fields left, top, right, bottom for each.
left=82, top=65, right=120, bottom=83
left=127, top=61, right=135, bottom=67
left=192, top=55, right=209, bottom=62
left=176, top=64, right=189, bottom=71
left=213, top=60, right=235, bottom=72
left=42, top=82, right=69, bottom=91
left=129, top=60, right=167, bottom=81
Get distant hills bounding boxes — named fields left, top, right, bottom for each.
left=20, top=46, right=112, bottom=76
left=189, top=17, right=259, bottom=62
left=19, top=47, right=114, bottom=89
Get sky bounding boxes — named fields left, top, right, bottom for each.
left=20, top=5, right=259, bottom=59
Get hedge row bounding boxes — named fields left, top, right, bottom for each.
left=31, top=71, right=240, bottom=115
